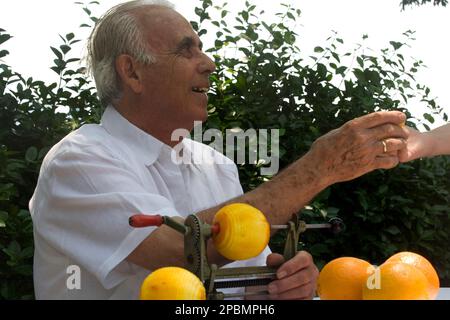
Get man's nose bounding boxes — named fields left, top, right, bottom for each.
left=198, top=52, right=216, bottom=74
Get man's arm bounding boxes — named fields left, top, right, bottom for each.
left=127, top=111, right=408, bottom=270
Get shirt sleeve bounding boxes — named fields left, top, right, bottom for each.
left=32, top=144, right=182, bottom=290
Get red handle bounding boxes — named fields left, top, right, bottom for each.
left=211, top=223, right=220, bottom=235
left=129, top=214, right=164, bottom=228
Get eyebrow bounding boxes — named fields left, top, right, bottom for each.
left=175, top=36, right=203, bottom=52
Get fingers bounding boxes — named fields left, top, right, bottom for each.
left=370, top=138, right=407, bottom=170
left=308, top=111, right=409, bottom=185
left=266, top=253, right=285, bottom=268
left=370, top=123, right=409, bottom=141
left=268, top=262, right=318, bottom=295
left=353, top=111, right=406, bottom=129
left=275, top=251, right=313, bottom=279
left=376, top=138, right=407, bottom=155
left=374, top=154, right=400, bottom=169
left=267, top=251, right=319, bottom=300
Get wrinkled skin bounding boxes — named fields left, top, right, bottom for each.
left=308, top=111, right=408, bottom=186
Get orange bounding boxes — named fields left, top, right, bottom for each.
left=140, top=267, right=206, bottom=300
left=362, top=262, right=429, bottom=300
left=212, top=203, right=270, bottom=260
left=385, top=251, right=440, bottom=299
left=317, top=257, right=374, bottom=300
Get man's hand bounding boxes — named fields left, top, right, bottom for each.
left=266, top=251, right=319, bottom=300
left=306, top=111, right=408, bottom=186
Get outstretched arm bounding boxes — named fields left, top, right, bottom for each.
left=128, top=111, right=408, bottom=270
left=399, top=123, right=450, bottom=162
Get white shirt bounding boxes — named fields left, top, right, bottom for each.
left=29, top=106, right=271, bottom=300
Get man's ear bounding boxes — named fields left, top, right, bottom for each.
left=115, top=54, right=144, bottom=94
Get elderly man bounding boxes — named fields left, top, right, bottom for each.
left=30, top=0, right=408, bottom=299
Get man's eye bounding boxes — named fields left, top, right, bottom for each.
left=180, top=46, right=193, bottom=57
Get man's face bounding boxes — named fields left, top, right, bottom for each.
left=137, top=7, right=216, bottom=129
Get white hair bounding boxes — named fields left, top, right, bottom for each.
left=87, top=0, right=175, bottom=106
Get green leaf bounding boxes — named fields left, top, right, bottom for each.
left=354, top=68, right=365, bottom=82
left=385, top=225, right=401, bottom=235
left=60, top=45, right=71, bottom=54
left=0, top=50, right=9, bottom=58
left=331, top=52, right=340, bottom=63
left=50, top=46, right=63, bottom=60
left=66, top=58, right=80, bottom=64
left=0, top=33, right=12, bottom=45
left=83, top=7, right=91, bottom=16
left=389, top=41, right=403, bottom=50
left=317, top=63, right=327, bottom=79
left=18, top=209, right=30, bottom=218
left=54, top=59, right=66, bottom=68
left=358, top=192, right=369, bottom=211
left=423, top=113, right=435, bottom=123
left=326, top=207, right=340, bottom=216
left=0, top=210, right=6, bottom=227
left=246, top=28, right=258, bottom=41
left=51, top=66, right=62, bottom=75
left=357, top=56, right=364, bottom=68
left=20, top=247, right=34, bottom=259
left=377, top=184, right=389, bottom=194
left=3, top=240, right=21, bottom=258
left=336, top=66, right=347, bottom=75
left=314, top=46, right=324, bottom=53
left=25, top=146, right=38, bottom=162
left=242, top=11, right=249, bottom=21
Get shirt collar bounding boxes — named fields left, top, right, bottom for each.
left=100, top=105, right=165, bottom=166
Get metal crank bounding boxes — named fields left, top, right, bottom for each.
left=129, top=212, right=345, bottom=300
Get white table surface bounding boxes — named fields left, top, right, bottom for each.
left=312, top=288, right=450, bottom=300
left=436, top=287, right=450, bottom=300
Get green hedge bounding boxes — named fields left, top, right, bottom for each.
left=194, top=0, right=449, bottom=285
left=0, top=0, right=448, bottom=299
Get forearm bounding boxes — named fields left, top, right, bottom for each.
left=129, top=150, right=328, bottom=270
left=220, top=151, right=328, bottom=225
left=129, top=111, right=407, bottom=271
left=427, top=123, right=450, bottom=157
left=127, top=222, right=232, bottom=270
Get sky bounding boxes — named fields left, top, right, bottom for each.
left=1, top=0, right=449, bottom=129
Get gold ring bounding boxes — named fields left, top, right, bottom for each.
left=381, top=140, right=388, bottom=153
